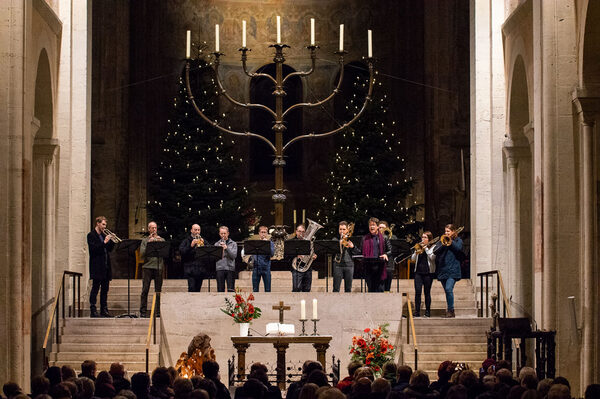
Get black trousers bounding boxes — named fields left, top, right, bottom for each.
left=216, top=270, right=235, bottom=292
left=89, top=278, right=110, bottom=310
left=333, top=265, right=353, bottom=292
left=140, top=268, right=163, bottom=316
left=414, top=273, right=434, bottom=314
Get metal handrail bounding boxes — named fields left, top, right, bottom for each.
left=477, top=270, right=511, bottom=318
left=404, top=293, right=419, bottom=370
left=145, top=293, right=157, bottom=373
left=42, top=270, right=83, bottom=367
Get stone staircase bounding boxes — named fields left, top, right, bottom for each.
left=398, top=279, right=491, bottom=379
left=50, top=273, right=488, bottom=378
left=48, top=318, right=160, bottom=374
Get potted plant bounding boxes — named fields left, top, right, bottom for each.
left=220, top=289, right=262, bottom=336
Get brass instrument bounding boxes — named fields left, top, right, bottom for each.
left=192, top=234, right=205, bottom=247
left=413, top=236, right=440, bottom=254
left=103, top=228, right=122, bottom=243
left=334, top=223, right=355, bottom=263
left=291, top=218, right=324, bottom=272
left=441, top=226, right=464, bottom=246
left=382, top=223, right=395, bottom=238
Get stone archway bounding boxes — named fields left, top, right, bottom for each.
left=31, top=49, right=58, bottom=377
left=503, top=55, right=533, bottom=319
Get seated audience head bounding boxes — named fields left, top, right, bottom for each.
left=521, top=389, right=538, bottom=399
left=201, top=361, right=220, bottom=380
left=547, top=384, right=570, bottom=399
left=62, top=366, right=77, bottom=382
left=346, top=361, right=363, bottom=379
left=585, top=384, right=600, bottom=399
left=3, top=382, right=22, bottom=399
left=446, top=384, right=467, bottom=399
left=190, top=376, right=203, bottom=390
left=298, top=383, right=319, bottom=399
left=409, top=370, right=430, bottom=389
left=506, top=385, right=526, bottom=399
left=536, top=378, right=553, bottom=398
left=77, top=377, right=95, bottom=399
left=32, top=376, right=50, bottom=397
left=352, top=378, right=372, bottom=396
left=151, top=367, right=171, bottom=389
left=194, top=378, right=216, bottom=399
left=96, top=372, right=114, bottom=386
left=49, top=383, right=72, bottom=399
left=371, top=378, right=391, bottom=396
left=241, top=378, right=266, bottom=399
left=167, top=368, right=178, bottom=386
left=495, top=360, right=511, bottom=373
left=552, top=377, right=570, bottom=390
left=109, top=363, right=126, bottom=379
left=130, top=372, right=150, bottom=398
left=95, top=371, right=115, bottom=399
left=248, top=370, right=269, bottom=386
left=45, top=366, right=63, bottom=387
left=518, top=367, right=538, bottom=389
left=382, top=362, right=397, bottom=380
left=436, top=361, right=454, bottom=382
left=353, top=367, right=374, bottom=382
left=189, top=389, right=209, bottom=399
left=116, top=390, right=135, bottom=399
left=61, top=381, right=78, bottom=399
left=457, top=369, right=478, bottom=389
left=495, top=368, right=514, bottom=386
left=80, top=361, right=97, bottom=380
left=482, top=374, right=496, bottom=389
left=306, top=370, right=330, bottom=388
left=249, top=363, right=268, bottom=375
left=316, top=387, right=345, bottom=399
left=396, top=365, right=413, bottom=384
left=302, top=361, right=324, bottom=380
left=173, top=378, right=194, bottom=399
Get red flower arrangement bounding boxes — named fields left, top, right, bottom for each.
left=349, top=324, right=396, bottom=374
left=220, top=289, right=262, bottom=323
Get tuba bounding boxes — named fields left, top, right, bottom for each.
left=291, top=219, right=324, bottom=273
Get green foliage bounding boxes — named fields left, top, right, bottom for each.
left=147, top=59, right=254, bottom=243
left=317, top=69, right=421, bottom=237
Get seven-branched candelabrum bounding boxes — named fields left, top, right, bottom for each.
left=184, top=32, right=375, bottom=257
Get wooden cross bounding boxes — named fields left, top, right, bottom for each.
left=272, top=301, right=291, bottom=323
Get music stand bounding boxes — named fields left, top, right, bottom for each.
left=314, top=240, right=341, bottom=292
left=283, top=240, right=311, bottom=257
left=243, top=240, right=272, bottom=256
left=114, top=239, right=141, bottom=318
left=195, top=246, right=223, bottom=292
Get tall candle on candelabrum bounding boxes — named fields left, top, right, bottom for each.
left=300, top=299, right=306, bottom=319
left=312, top=299, right=318, bottom=319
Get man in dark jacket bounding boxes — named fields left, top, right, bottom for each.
left=87, top=216, right=115, bottom=317
left=201, top=361, right=230, bottom=399
left=179, top=224, right=207, bottom=292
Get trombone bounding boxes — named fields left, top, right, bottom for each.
left=441, top=226, right=464, bottom=246
left=104, top=228, right=122, bottom=243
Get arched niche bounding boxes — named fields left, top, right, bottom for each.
left=581, top=0, right=600, bottom=88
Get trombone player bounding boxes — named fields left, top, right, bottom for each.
left=411, top=231, right=437, bottom=317
left=333, top=221, right=357, bottom=292
left=87, top=216, right=116, bottom=317
left=434, top=224, right=464, bottom=318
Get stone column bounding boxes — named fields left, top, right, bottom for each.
left=572, top=89, right=599, bottom=389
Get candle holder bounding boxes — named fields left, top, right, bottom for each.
left=299, top=319, right=308, bottom=336
left=184, top=38, right=375, bottom=259
left=311, top=318, right=320, bottom=336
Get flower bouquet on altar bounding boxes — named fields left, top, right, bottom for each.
left=221, top=290, right=261, bottom=336
left=349, top=324, right=396, bottom=375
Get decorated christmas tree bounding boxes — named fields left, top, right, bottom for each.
left=147, top=58, right=255, bottom=243
left=317, top=68, right=421, bottom=238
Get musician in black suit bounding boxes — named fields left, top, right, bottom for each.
left=87, top=216, right=115, bottom=317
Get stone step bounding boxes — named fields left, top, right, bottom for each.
left=60, top=334, right=147, bottom=344
left=50, top=361, right=159, bottom=374
left=403, top=343, right=487, bottom=352
left=53, top=343, right=159, bottom=353
left=50, top=351, right=155, bottom=362
left=409, top=334, right=487, bottom=344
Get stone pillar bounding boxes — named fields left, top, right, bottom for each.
left=572, top=89, right=600, bottom=389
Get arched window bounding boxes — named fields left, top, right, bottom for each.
left=249, top=64, right=303, bottom=179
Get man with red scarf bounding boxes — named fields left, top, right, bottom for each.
left=360, top=217, right=392, bottom=292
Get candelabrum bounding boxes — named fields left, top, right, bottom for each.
left=311, top=319, right=320, bottom=336
left=185, top=39, right=375, bottom=257
left=299, top=319, right=308, bottom=336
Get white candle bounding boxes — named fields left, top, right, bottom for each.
left=312, top=299, right=318, bottom=319
left=368, top=29, right=372, bottom=58
left=277, top=16, right=281, bottom=44
left=339, top=24, right=344, bottom=51
left=186, top=30, right=191, bottom=58
left=215, top=24, right=220, bottom=52
left=300, top=300, right=306, bottom=319
left=310, top=18, right=315, bottom=45
left=242, top=20, right=247, bottom=47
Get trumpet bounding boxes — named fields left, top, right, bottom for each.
left=104, top=228, right=122, bottom=243
left=413, top=236, right=440, bottom=254
left=441, top=226, right=464, bottom=246
left=192, top=234, right=205, bottom=247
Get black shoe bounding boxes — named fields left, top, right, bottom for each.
left=424, top=311, right=431, bottom=318
left=413, top=312, right=421, bottom=317
left=446, top=310, right=455, bottom=318
left=90, top=310, right=99, bottom=318
left=100, top=309, right=112, bottom=318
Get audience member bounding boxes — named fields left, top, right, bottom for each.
left=201, top=361, right=230, bottom=399
left=131, top=373, right=150, bottom=399
left=306, top=371, right=329, bottom=388
left=238, top=379, right=265, bottom=399
left=61, top=382, right=78, bottom=399
left=61, top=368, right=77, bottom=382
left=336, top=362, right=362, bottom=395
left=381, top=362, right=397, bottom=388
left=445, top=384, right=467, bottom=399
left=370, top=378, right=390, bottom=399
left=287, top=361, right=324, bottom=399
left=76, top=377, right=95, bottom=399
left=348, top=377, right=371, bottom=399
left=95, top=372, right=116, bottom=399
left=316, top=387, right=345, bottom=399
left=173, top=378, right=193, bottom=399
left=429, top=362, right=452, bottom=394
left=193, top=380, right=216, bottom=399
left=551, top=377, right=570, bottom=390
left=3, top=382, right=22, bottom=399
left=109, top=364, right=131, bottom=393
left=45, top=367, right=63, bottom=388
left=403, top=370, right=434, bottom=399
left=79, top=361, right=97, bottom=382
left=31, top=376, right=50, bottom=398
left=49, top=383, right=72, bottom=399
left=506, top=385, right=526, bottom=399
left=188, top=390, right=209, bottom=399
left=116, top=390, right=136, bottom=399
left=536, top=378, right=553, bottom=399
left=547, top=384, right=570, bottom=399
left=585, top=384, right=600, bottom=399
left=517, top=367, right=538, bottom=390
left=149, top=368, right=173, bottom=399
left=298, top=384, right=319, bottom=399
left=247, top=368, right=281, bottom=399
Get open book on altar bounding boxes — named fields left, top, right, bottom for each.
left=266, top=323, right=295, bottom=335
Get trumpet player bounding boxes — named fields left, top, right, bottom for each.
left=179, top=224, right=207, bottom=292
left=434, top=224, right=463, bottom=318
left=333, top=221, right=357, bottom=292
left=215, top=226, right=238, bottom=292
left=411, top=231, right=437, bottom=317
left=139, top=221, right=165, bottom=317
left=87, top=216, right=115, bottom=317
